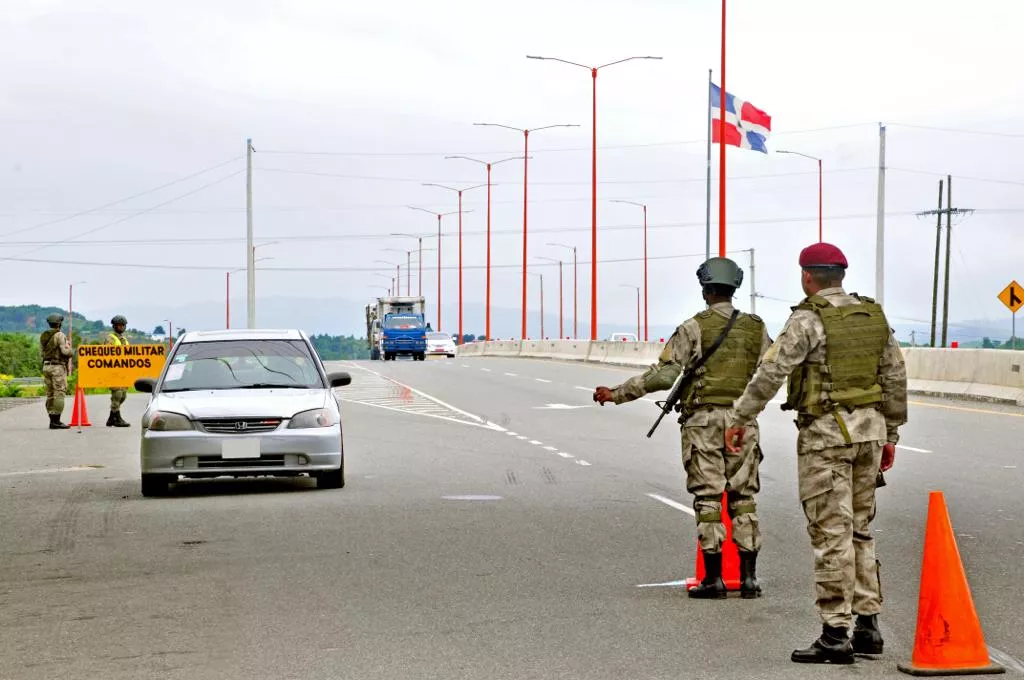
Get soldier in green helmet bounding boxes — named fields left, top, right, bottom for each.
left=594, top=257, right=771, bottom=599
left=105, top=314, right=131, bottom=427
left=39, top=312, right=73, bottom=429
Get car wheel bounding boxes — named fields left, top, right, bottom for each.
left=316, top=461, right=345, bottom=489
left=141, top=474, right=173, bottom=497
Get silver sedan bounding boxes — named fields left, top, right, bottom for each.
left=134, top=329, right=351, bottom=496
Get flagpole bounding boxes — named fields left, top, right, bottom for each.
left=705, top=68, right=712, bottom=262
left=718, top=0, right=727, bottom=257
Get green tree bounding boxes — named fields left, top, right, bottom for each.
left=0, top=333, right=42, bottom=377
left=153, top=325, right=166, bottom=335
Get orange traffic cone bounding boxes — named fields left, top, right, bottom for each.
left=69, top=387, right=91, bottom=427
left=685, top=492, right=741, bottom=591
left=897, top=491, right=1004, bottom=676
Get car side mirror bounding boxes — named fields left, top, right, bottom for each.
left=134, top=378, right=156, bottom=393
left=327, top=371, right=352, bottom=388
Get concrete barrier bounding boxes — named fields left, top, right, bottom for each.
left=458, top=341, right=1024, bottom=406
left=902, top=348, right=1024, bottom=405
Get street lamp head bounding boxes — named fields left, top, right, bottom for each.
left=611, top=199, right=646, bottom=209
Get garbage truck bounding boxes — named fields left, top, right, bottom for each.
left=365, top=296, right=427, bottom=361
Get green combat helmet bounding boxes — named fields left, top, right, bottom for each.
left=46, top=313, right=64, bottom=327
left=111, top=315, right=127, bottom=326
left=696, top=257, right=744, bottom=289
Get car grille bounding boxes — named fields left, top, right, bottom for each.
left=199, top=418, right=282, bottom=434
left=196, top=454, right=287, bottom=468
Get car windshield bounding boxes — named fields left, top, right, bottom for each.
left=427, top=333, right=450, bottom=341
left=384, top=316, right=423, bottom=329
left=160, top=339, right=324, bottom=392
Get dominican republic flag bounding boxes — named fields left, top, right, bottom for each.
left=711, top=83, right=772, bottom=153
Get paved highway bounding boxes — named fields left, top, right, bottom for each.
left=0, top=356, right=1021, bottom=679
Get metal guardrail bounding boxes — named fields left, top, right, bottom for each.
left=4, top=377, right=43, bottom=385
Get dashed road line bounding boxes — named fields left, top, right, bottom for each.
left=646, top=493, right=695, bottom=517
left=543, top=446, right=558, bottom=451
left=574, top=460, right=591, bottom=466
left=557, top=452, right=574, bottom=459
left=896, top=444, right=933, bottom=453
left=504, top=372, right=518, bottom=377
left=535, top=378, right=552, bottom=383
left=529, top=440, right=542, bottom=445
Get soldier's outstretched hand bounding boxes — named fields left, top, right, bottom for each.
left=880, top=442, right=896, bottom=471
left=724, top=426, right=745, bottom=452
left=593, top=386, right=614, bottom=405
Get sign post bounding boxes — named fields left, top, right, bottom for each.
left=997, top=280, right=1023, bottom=350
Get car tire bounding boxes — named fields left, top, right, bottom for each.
left=447, top=354, right=455, bottom=359
left=141, top=474, right=173, bottom=497
left=316, top=460, right=345, bottom=489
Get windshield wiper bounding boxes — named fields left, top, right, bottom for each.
left=237, top=383, right=311, bottom=389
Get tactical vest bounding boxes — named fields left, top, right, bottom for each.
left=108, top=333, right=128, bottom=347
left=681, top=310, right=764, bottom=412
left=784, top=294, right=890, bottom=418
left=40, top=329, right=64, bottom=363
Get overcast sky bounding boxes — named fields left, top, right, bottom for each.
left=1, top=1, right=1022, bottom=340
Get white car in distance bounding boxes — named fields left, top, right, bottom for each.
left=426, top=332, right=457, bottom=358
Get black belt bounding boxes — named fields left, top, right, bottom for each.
left=43, top=361, right=66, bottom=365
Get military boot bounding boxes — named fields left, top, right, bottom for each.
left=791, top=625, right=854, bottom=664
left=106, top=411, right=116, bottom=427
left=739, top=551, right=762, bottom=599
left=49, top=414, right=70, bottom=430
left=688, top=551, right=727, bottom=599
left=110, top=411, right=131, bottom=428
left=852, top=614, right=884, bottom=655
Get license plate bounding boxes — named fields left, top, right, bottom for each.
left=222, top=438, right=260, bottom=459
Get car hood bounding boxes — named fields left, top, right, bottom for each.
left=151, top=388, right=329, bottom=419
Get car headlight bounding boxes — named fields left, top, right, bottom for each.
left=288, top=408, right=337, bottom=429
left=144, top=411, right=193, bottom=431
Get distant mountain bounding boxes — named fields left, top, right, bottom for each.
left=0, top=304, right=108, bottom=334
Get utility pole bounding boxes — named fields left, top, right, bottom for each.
left=747, top=247, right=756, bottom=315
left=246, top=138, right=255, bottom=329
left=916, top=175, right=974, bottom=347
left=875, top=123, right=886, bottom=305
left=910, top=330, right=917, bottom=347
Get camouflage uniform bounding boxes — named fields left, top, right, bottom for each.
left=107, top=331, right=128, bottom=414
left=730, top=287, right=907, bottom=629
left=40, top=328, right=72, bottom=415
left=611, top=301, right=771, bottom=554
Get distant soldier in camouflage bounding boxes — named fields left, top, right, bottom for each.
left=594, top=258, right=771, bottom=599
left=106, top=315, right=131, bottom=428
left=39, top=313, right=73, bottom=430
left=725, top=243, right=907, bottom=665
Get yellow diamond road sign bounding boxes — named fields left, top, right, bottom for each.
left=998, top=280, right=1024, bottom=313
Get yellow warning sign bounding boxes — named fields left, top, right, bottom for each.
left=76, top=344, right=167, bottom=388
left=998, top=280, right=1024, bottom=314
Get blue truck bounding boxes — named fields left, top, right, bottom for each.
left=366, top=296, right=427, bottom=361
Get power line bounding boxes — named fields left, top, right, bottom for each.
left=0, top=208, right=965, bottom=250
left=891, top=167, right=1024, bottom=189
left=253, top=123, right=875, bottom=158
left=888, top=123, right=1024, bottom=140
left=0, top=169, right=245, bottom=263
left=0, top=156, right=242, bottom=240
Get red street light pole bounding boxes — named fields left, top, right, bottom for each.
left=536, top=257, right=563, bottom=339
left=422, top=183, right=486, bottom=345
left=527, top=55, right=662, bottom=341
left=473, top=123, right=578, bottom=340
left=408, top=207, right=461, bottom=331
left=547, top=243, right=578, bottom=339
left=620, top=284, right=641, bottom=340
left=446, top=154, right=524, bottom=342
left=528, top=271, right=545, bottom=340
left=383, top=248, right=413, bottom=295
left=611, top=200, right=650, bottom=341
left=776, top=149, right=824, bottom=242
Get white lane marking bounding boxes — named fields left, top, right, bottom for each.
left=636, top=579, right=690, bottom=589
left=442, top=495, right=503, bottom=501
left=543, top=446, right=558, bottom=451
left=0, top=465, right=102, bottom=477
left=506, top=431, right=518, bottom=436
left=485, top=421, right=508, bottom=432
left=529, top=440, right=543, bottom=445
left=480, top=368, right=492, bottom=372
left=557, top=452, right=575, bottom=459
left=461, top=364, right=470, bottom=368
left=535, top=378, right=552, bottom=383
left=769, top=398, right=786, bottom=405
left=574, top=460, right=592, bottom=466
left=574, top=386, right=592, bottom=392
left=533, top=403, right=591, bottom=410
left=896, top=444, right=933, bottom=453
left=517, top=435, right=528, bottom=440
left=988, top=646, right=1024, bottom=674
left=646, top=493, right=696, bottom=517
left=1005, top=465, right=1018, bottom=469
left=504, top=372, right=518, bottom=377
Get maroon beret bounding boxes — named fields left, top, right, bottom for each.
left=799, top=242, right=848, bottom=269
